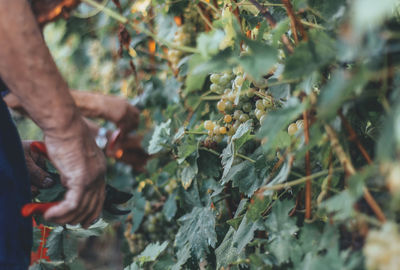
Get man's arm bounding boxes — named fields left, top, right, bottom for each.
left=0, top=0, right=106, bottom=228
left=4, top=90, right=140, bottom=133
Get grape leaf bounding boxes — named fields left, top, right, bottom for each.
left=137, top=241, right=168, bottom=263
left=174, top=207, right=217, bottom=259
left=264, top=200, right=298, bottom=264
left=148, top=119, right=171, bottom=155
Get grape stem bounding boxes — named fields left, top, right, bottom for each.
left=82, top=0, right=199, bottom=54
left=236, top=153, right=256, bottom=163
left=261, top=168, right=343, bottom=191
left=185, top=131, right=208, bottom=135
left=199, top=147, right=220, bottom=157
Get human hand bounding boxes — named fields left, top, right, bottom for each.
left=43, top=116, right=106, bottom=228
left=106, top=133, right=149, bottom=173
left=22, top=141, right=55, bottom=197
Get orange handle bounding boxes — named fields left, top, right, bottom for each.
left=30, top=141, right=49, bottom=159
left=21, top=202, right=59, bottom=217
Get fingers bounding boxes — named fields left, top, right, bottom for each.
left=26, top=158, right=54, bottom=188
left=23, top=142, right=54, bottom=189
left=44, top=188, right=84, bottom=224
left=44, top=182, right=105, bottom=227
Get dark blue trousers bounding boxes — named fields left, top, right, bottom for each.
left=0, top=97, right=32, bottom=269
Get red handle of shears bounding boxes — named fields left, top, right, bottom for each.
left=21, top=202, right=59, bottom=217
left=30, top=141, right=49, bottom=159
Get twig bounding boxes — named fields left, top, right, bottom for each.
left=196, top=4, right=214, bottom=31
left=303, top=110, right=312, bottom=219
left=282, top=0, right=308, bottom=43
left=261, top=168, right=342, bottom=191
left=338, top=111, right=373, bottom=165
left=324, top=124, right=386, bottom=223
left=236, top=153, right=256, bottom=163
left=248, top=0, right=294, bottom=53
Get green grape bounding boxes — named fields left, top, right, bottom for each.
left=233, top=121, right=241, bottom=130
left=239, top=114, right=249, bottom=122
left=213, top=126, right=221, bottom=135
left=224, top=114, right=233, bottom=123
left=220, top=74, right=231, bottom=85
left=219, top=126, right=227, bottom=134
left=210, top=74, right=221, bottom=84
left=204, top=120, right=214, bottom=130
left=224, top=101, right=233, bottom=112
left=234, top=76, right=245, bottom=86
left=217, top=100, right=226, bottom=111
left=256, top=99, right=265, bottom=110
left=288, top=123, right=298, bottom=135
left=246, top=88, right=255, bottom=98
left=263, top=95, right=273, bottom=108
left=242, top=102, right=252, bottom=113
left=296, top=120, right=304, bottom=129
left=210, top=83, right=222, bottom=93
left=227, top=92, right=236, bottom=102
left=255, top=109, right=265, bottom=120
left=233, top=110, right=243, bottom=120
left=260, top=113, right=267, bottom=123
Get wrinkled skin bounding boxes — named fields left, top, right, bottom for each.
left=0, top=0, right=106, bottom=228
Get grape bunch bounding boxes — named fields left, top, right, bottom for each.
left=203, top=68, right=276, bottom=143
left=167, top=27, right=190, bottom=70
left=124, top=200, right=177, bottom=255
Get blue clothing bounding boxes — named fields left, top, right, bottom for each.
left=0, top=93, right=32, bottom=269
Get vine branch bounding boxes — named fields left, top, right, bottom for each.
left=248, top=0, right=294, bottom=53
left=324, top=124, right=386, bottom=223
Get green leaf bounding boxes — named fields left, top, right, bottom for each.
left=163, top=192, right=178, bottom=221
left=319, top=190, right=357, bottom=221
left=257, top=101, right=305, bottom=152
left=148, top=119, right=171, bottom=155
left=238, top=39, right=278, bottom=81
left=181, top=153, right=199, bottom=190
left=137, top=241, right=168, bottom=263
left=174, top=207, right=217, bottom=259
left=128, top=190, right=146, bottom=233
left=264, top=200, right=298, bottom=264
left=216, top=200, right=252, bottom=268
left=177, top=135, right=198, bottom=164
left=307, top=0, right=346, bottom=20
left=46, top=227, right=78, bottom=262
left=171, top=244, right=191, bottom=270
left=283, top=30, right=336, bottom=79
left=197, top=30, right=225, bottom=57
left=232, top=120, right=253, bottom=150
left=317, top=69, right=366, bottom=120
left=247, top=195, right=271, bottom=221
left=124, top=262, right=140, bottom=270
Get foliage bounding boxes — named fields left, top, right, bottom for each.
left=19, top=0, right=400, bottom=269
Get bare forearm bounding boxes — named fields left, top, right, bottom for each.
left=0, top=0, right=78, bottom=137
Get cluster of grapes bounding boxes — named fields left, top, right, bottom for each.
left=364, top=223, right=400, bottom=270
left=167, top=27, right=190, bottom=70
left=287, top=120, right=304, bottom=136
left=203, top=69, right=275, bottom=143
left=124, top=200, right=177, bottom=255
